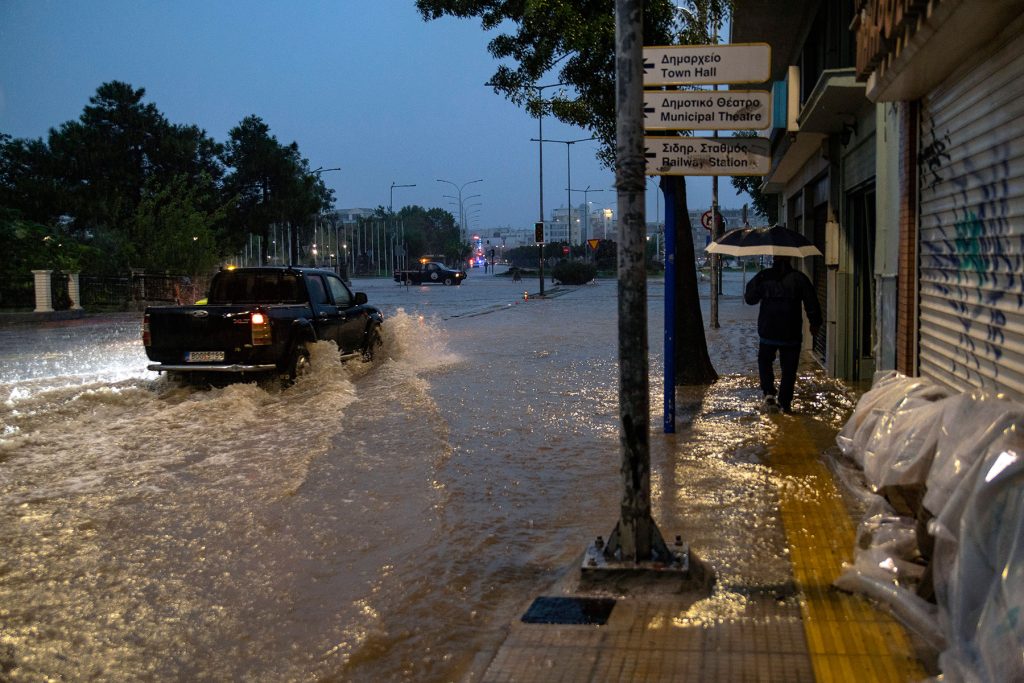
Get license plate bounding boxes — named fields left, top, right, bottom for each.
left=185, top=351, right=225, bottom=363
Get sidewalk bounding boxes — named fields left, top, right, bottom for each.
left=0, top=308, right=89, bottom=326
left=472, top=321, right=934, bottom=681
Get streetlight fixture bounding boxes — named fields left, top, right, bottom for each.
left=531, top=136, right=596, bottom=246
left=568, top=185, right=607, bottom=244
left=528, top=82, right=566, bottom=295
left=389, top=182, right=416, bottom=212
left=291, top=166, right=341, bottom=265
left=436, top=178, right=483, bottom=243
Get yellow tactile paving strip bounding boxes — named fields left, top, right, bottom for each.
left=769, top=417, right=927, bottom=683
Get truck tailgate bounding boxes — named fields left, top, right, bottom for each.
left=145, top=306, right=256, bottom=363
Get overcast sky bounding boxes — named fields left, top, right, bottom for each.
left=1, top=1, right=734, bottom=231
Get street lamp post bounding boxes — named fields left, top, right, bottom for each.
left=389, top=182, right=416, bottom=212
left=531, top=137, right=596, bottom=247
left=292, top=166, right=340, bottom=265
left=436, top=178, right=483, bottom=244
left=568, top=185, right=607, bottom=245
left=529, top=83, right=566, bottom=296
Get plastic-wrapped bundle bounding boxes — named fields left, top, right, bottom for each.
left=836, top=371, right=946, bottom=469
left=927, top=394, right=1023, bottom=633
left=923, top=393, right=1024, bottom=519
left=835, top=496, right=946, bottom=650
left=932, top=420, right=1023, bottom=683
left=862, top=393, right=949, bottom=492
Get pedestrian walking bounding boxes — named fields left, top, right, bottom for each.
left=743, top=255, right=822, bottom=413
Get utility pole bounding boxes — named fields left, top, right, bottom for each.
left=602, top=0, right=670, bottom=564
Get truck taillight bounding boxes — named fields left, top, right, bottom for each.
left=142, top=314, right=151, bottom=346
left=251, top=311, right=271, bottom=346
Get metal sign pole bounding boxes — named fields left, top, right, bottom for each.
left=663, top=178, right=676, bottom=433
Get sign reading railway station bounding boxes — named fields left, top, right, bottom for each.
left=643, top=90, right=770, bottom=131
left=644, top=136, right=771, bottom=176
left=642, top=43, right=771, bottom=86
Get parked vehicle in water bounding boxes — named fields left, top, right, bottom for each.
left=394, top=260, right=466, bottom=285
left=143, top=266, right=383, bottom=383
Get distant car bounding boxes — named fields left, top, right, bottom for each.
left=394, top=261, right=466, bottom=285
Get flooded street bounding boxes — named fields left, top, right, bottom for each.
left=0, top=269, right=854, bottom=681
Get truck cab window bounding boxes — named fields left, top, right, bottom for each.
left=326, top=276, right=352, bottom=307
left=305, top=275, right=329, bottom=305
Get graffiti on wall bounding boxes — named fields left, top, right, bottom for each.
left=919, top=116, right=951, bottom=192
left=920, top=116, right=1022, bottom=391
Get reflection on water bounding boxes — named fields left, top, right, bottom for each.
left=0, top=276, right=856, bottom=681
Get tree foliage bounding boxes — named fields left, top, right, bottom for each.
left=222, top=115, right=333, bottom=262
left=0, top=82, right=336, bottom=276
left=394, top=205, right=462, bottom=261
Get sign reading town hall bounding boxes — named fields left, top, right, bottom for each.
left=642, top=43, right=771, bottom=86
left=644, top=136, right=771, bottom=176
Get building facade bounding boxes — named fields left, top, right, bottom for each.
left=734, top=0, right=1024, bottom=400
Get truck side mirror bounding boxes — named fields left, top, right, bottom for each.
left=354, top=292, right=368, bottom=305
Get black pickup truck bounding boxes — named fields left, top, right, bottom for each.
left=393, top=261, right=466, bottom=285
left=143, top=266, right=383, bottom=382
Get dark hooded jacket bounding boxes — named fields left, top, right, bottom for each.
left=744, top=261, right=823, bottom=346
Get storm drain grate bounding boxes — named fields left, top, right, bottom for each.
left=520, top=596, right=616, bottom=625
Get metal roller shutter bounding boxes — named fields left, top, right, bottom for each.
left=918, top=28, right=1024, bottom=399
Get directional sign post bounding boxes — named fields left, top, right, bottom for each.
left=643, top=90, right=770, bottom=131
left=643, top=43, right=771, bottom=86
left=643, top=41, right=772, bottom=441
left=645, top=136, right=771, bottom=176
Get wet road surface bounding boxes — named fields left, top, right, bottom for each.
left=0, top=269, right=855, bottom=681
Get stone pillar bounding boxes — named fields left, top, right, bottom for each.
left=67, top=272, right=83, bottom=310
left=32, top=269, right=53, bottom=312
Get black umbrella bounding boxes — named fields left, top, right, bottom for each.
left=705, top=224, right=822, bottom=258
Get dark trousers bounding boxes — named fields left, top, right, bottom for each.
left=758, top=343, right=801, bottom=410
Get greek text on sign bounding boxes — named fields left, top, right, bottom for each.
left=643, top=90, right=770, bottom=131
left=644, top=136, right=770, bottom=176
left=643, top=43, right=771, bottom=86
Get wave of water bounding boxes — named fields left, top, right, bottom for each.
left=0, top=310, right=465, bottom=681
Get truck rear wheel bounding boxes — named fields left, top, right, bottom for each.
left=362, top=325, right=383, bottom=362
left=282, top=343, right=311, bottom=384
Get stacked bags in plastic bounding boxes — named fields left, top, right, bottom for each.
left=834, top=371, right=1023, bottom=683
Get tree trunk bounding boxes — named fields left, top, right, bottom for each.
left=665, top=175, right=718, bottom=385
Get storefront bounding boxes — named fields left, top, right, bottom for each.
left=857, top=1, right=1024, bottom=399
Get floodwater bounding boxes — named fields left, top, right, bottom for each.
left=0, top=268, right=854, bottom=681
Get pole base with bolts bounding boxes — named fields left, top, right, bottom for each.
left=580, top=533, right=715, bottom=593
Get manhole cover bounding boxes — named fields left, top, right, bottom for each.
left=521, top=596, right=616, bottom=625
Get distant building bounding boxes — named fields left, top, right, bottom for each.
left=330, top=208, right=376, bottom=224
left=549, top=204, right=616, bottom=245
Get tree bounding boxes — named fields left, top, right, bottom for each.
left=47, top=82, right=170, bottom=237
left=1, top=82, right=228, bottom=274
left=393, top=205, right=461, bottom=259
left=222, top=115, right=333, bottom=265
left=0, top=134, right=66, bottom=226
left=416, top=0, right=729, bottom=385
left=132, top=173, right=226, bottom=274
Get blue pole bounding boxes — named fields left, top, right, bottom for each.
left=663, top=179, right=676, bottom=433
